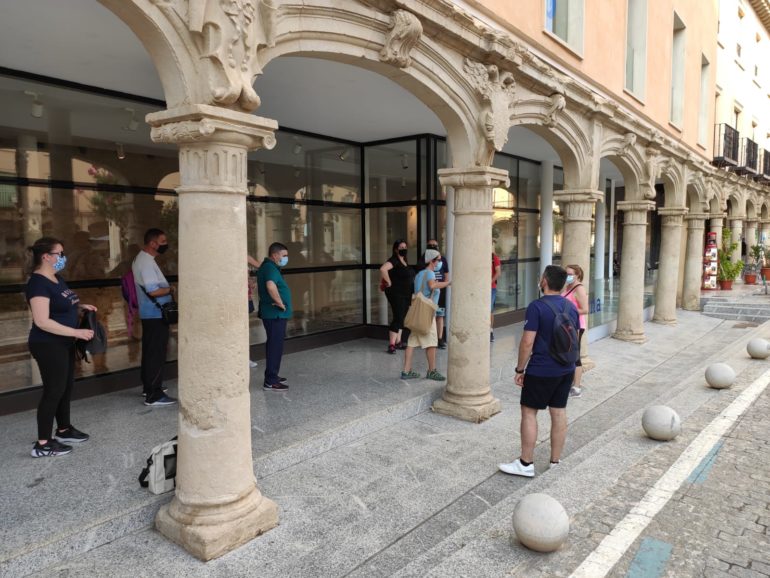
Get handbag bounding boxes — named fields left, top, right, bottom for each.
left=138, top=436, right=177, bottom=495
left=75, top=309, right=108, bottom=362
left=139, top=284, right=178, bottom=325
left=403, top=271, right=438, bottom=335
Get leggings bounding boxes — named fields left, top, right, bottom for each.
left=30, top=340, right=76, bottom=441
left=386, top=292, right=412, bottom=333
left=575, top=328, right=585, bottom=367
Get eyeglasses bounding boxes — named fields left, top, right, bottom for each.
left=48, top=252, right=65, bottom=257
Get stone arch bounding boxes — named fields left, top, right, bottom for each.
left=600, top=133, right=646, bottom=188
left=658, top=161, right=686, bottom=207
left=747, top=195, right=759, bottom=219
left=726, top=187, right=745, bottom=216
left=684, top=169, right=707, bottom=210
left=760, top=198, right=770, bottom=220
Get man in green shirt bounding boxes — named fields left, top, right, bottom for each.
left=257, top=242, right=292, bottom=391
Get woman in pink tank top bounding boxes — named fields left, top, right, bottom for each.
left=563, top=264, right=589, bottom=398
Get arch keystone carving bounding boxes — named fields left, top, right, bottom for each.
left=379, top=9, right=423, bottom=68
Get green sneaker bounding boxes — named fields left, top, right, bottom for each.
left=426, top=370, right=446, bottom=381
left=400, top=370, right=420, bottom=379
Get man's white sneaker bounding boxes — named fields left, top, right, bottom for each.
left=569, top=386, right=582, bottom=398
left=249, top=360, right=258, bottom=368
left=498, top=459, right=535, bottom=477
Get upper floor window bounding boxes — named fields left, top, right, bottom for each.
left=545, top=0, right=584, bottom=54
left=625, top=0, right=648, bottom=97
left=670, top=13, right=686, bottom=126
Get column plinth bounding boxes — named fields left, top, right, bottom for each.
left=433, top=167, right=509, bottom=423
left=682, top=214, right=708, bottom=311
left=146, top=105, right=278, bottom=561
left=613, top=200, right=656, bottom=343
left=653, top=207, right=687, bottom=325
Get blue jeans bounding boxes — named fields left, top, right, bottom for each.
left=262, top=318, right=287, bottom=385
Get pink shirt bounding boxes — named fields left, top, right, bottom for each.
left=564, top=285, right=587, bottom=330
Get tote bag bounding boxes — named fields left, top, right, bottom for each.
left=403, top=271, right=438, bottom=335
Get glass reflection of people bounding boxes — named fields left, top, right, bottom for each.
left=285, top=242, right=309, bottom=335
left=380, top=239, right=415, bottom=354
left=27, top=237, right=96, bottom=458
left=562, top=264, right=589, bottom=398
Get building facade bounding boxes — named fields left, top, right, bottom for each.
left=1, top=0, right=769, bottom=560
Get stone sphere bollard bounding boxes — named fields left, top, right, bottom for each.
left=704, top=363, right=736, bottom=389
left=747, top=338, right=770, bottom=360
left=641, top=405, right=681, bottom=441
left=512, top=493, right=569, bottom=553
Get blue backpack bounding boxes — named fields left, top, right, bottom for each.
left=538, top=297, right=580, bottom=366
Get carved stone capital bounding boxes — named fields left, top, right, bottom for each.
left=617, top=200, right=656, bottom=226
left=708, top=214, right=725, bottom=226
left=658, top=206, right=688, bottom=227
left=686, top=213, right=708, bottom=230
left=728, top=215, right=746, bottom=227
left=553, top=189, right=603, bottom=222
left=439, top=167, right=509, bottom=215
left=745, top=219, right=759, bottom=228
left=619, top=132, right=637, bottom=157
left=379, top=9, right=422, bottom=68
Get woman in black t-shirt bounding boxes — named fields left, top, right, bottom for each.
left=380, top=239, right=416, bottom=354
left=26, top=237, right=97, bottom=458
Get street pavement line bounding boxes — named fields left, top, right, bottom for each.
left=569, top=368, right=770, bottom=578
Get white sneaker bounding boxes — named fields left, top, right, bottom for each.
left=498, top=459, right=535, bottom=477
left=569, top=387, right=582, bottom=398
left=549, top=461, right=560, bottom=469
left=249, top=360, right=258, bottom=368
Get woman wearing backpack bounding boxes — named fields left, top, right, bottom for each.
left=26, top=237, right=97, bottom=457
left=563, top=264, right=589, bottom=398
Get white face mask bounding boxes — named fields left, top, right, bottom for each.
left=566, top=274, right=575, bottom=285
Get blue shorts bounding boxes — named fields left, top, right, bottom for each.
left=436, top=307, right=446, bottom=318
left=491, top=288, right=497, bottom=312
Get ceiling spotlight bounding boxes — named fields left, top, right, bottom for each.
left=24, top=90, right=44, bottom=118
left=123, top=108, right=138, bottom=131
left=292, top=139, right=303, bottom=155
left=401, top=154, right=409, bottom=170
left=339, top=147, right=352, bottom=161
left=116, top=142, right=126, bottom=160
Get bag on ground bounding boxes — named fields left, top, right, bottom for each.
left=138, top=436, right=178, bottom=495
left=539, top=297, right=580, bottom=365
left=403, top=271, right=438, bottom=335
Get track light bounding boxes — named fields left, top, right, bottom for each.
left=123, top=108, right=138, bottom=131
left=116, top=142, right=126, bottom=160
left=401, top=154, right=409, bottom=170
left=292, top=139, right=303, bottom=155
left=339, top=147, right=352, bottom=161
left=24, top=90, right=44, bottom=118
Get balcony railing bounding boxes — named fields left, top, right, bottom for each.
left=736, top=137, right=759, bottom=175
left=757, top=150, right=770, bottom=182
left=713, top=123, right=740, bottom=166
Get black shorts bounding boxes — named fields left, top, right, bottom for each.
left=520, top=372, right=574, bottom=410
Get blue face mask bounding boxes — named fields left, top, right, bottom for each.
left=278, top=256, right=289, bottom=267
left=566, top=274, right=575, bottom=285
left=53, top=255, right=67, bottom=273
left=435, top=260, right=443, bottom=272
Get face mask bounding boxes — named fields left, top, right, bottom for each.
left=398, top=249, right=408, bottom=257
left=157, top=244, right=169, bottom=255
left=435, top=260, right=443, bottom=272
left=278, top=256, right=289, bottom=267
left=53, top=255, right=67, bottom=273
left=427, top=245, right=438, bottom=251
left=566, top=275, right=575, bottom=285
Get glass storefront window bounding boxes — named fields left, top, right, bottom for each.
left=283, top=269, right=363, bottom=337
left=365, top=205, right=419, bottom=266
left=365, top=140, right=418, bottom=203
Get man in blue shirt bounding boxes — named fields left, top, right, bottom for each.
left=132, top=228, right=176, bottom=406
left=499, top=265, right=578, bottom=478
left=257, top=242, right=292, bottom=391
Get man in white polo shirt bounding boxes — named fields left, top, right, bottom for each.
left=132, top=228, right=176, bottom=406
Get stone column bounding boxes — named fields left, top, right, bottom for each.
left=652, top=207, right=687, bottom=325
left=761, top=219, right=770, bottom=246
left=745, top=219, right=758, bottom=259
left=730, top=217, right=744, bottom=282
left=433, top=166, right=509, bottom=422
left=682, top=214, right=707, bottom=311
left=709, top=215, right=724, bottom=250
left=554, top=189, right=602, bottom=367
left=613, top=200, right=656, bottom=343
left=146, top=105, right=279, bottom=561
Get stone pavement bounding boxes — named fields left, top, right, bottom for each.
left=3, top=309, right=770, bottom=577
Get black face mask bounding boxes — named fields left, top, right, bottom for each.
left=157, top=244, right=169, bottom=255
left=398, top=249, right=408, bottom=257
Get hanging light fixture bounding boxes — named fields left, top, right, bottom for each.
left=123, top=108, right=138, bottom=131
left=116, top=142, right=126, bottom=160
left=339, top=147, right=352, bottom=161
left=401, top=153, right=409, bottom=170
left=292, top=139, right=303, bottom=155
left=23, top=91, right=44, bottom=118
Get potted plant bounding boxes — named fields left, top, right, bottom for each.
left=717, top=230, right=744, bottom=290
left=746, top=244, right=764, bottom=284
left=762, top=246, right=770, bottom=282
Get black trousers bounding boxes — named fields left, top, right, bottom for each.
left=141, top=318, right=169, bottom=400
left=386, top=292, right=412, bottom=333
left=30, top=340, right=76, bottom=441
left=263, top=318, right=287, bottom=386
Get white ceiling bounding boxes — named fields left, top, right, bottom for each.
left=0, top=0, right=623, bottom=182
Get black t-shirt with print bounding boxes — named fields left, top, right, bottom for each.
left=25, top=273, right=80, bottom=343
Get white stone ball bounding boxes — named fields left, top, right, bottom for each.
left=512, top=493, right=569, bottom=553
left=704, top=363, right=736, bottom=389
left=641, top=406, right=681, bottom=441
left=747, top=338, right=770, bottom=360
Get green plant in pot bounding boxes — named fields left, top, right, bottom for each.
left=746, top=244, right=764, bottom=284
left=717, top=229, right=744, bottom=289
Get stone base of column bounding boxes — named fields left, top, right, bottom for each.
left=652, top=314, right=677, bottom=326
left=156, top=485, right=278, bottom=561
left=682, top=302, right=701, bottom=312
left=432, top=393, right=501, bottom=423
left=611, top=328, right=647, bottom=344
left=580, top=356, right=596, bottom=371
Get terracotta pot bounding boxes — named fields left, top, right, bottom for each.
left=718, top=280, right=733, bottom=290
left=745, top=273, right=757, bottom=285
left=762, top=267, right=770, bottom=281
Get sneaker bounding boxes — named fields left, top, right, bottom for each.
left=31, top=440, right=72, bottom=458
left=498, top=459, right=535, bottom=477
left=426, top=370, right=446, bottom=381
left=569, top=387, right=583, bottom=398
left=263, top=382, right=289, bottom=391
left=277, top=376, right=288, bottom=384
left=490, top=332, right=495, bottom=342
left=249, top=360, right=258, bottom=368
left=400, top=370, right=420, bottom=379
left=387, top=344, right=397, bottom=354
left=396, top=342, right=408, bottom=350
left=54, top=426, right=89, bottom=443
left=438, top=340, right=447, bottom=349
left=549, top=461, right=560, bottom=469
left=140, top=387, right=168, bottom=397
left=144, top=394, right=178, bottom=407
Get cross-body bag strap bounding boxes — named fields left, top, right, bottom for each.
left=563, top=283, right=582, bottom=298
left=416, top=270, right=436, bottom=298
left=535, top=296, right=562, bottom=349
left=139, top=284, right=174, bottom=311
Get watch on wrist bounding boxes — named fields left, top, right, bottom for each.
left=515, top=367, right=525, bottom=374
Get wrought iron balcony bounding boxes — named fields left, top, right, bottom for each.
left=736, top=137, right=759, bottom=175
left=713, top=123, right=740, bottom=167
left=756, top=149, right=770, bottom=182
